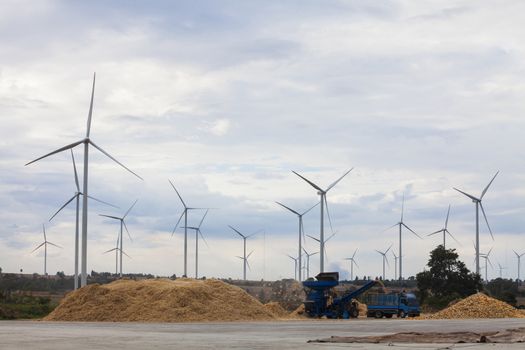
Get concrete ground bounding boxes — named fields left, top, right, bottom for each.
left=1, top=318, right=524, bottom=349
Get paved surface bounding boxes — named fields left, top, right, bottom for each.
left=1, top=318, right=524, bottom=349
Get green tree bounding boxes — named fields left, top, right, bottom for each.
left=416, top=245, right=482, bottom=308
left=485, top=278, right=518, bottom=306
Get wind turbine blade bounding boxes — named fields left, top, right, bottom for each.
left=168, top=179, right=187, bottom=208
left=513, top=250, right=519, bottom=258
left=292, top=171, right=323, bottom=192
left=103, top=248, right=118, bottom=254
left=49, top=194, right=77, bottom=221
left=353, top=260, right=359, bottom=268
left=247, top=229, right=263, bottom=238
left=481, top=171, right=499, bottom=199
left=31, top=242, right=45, bottom=253
left=123, top=199, right=138, bottom=219
left=325, top=231, right=337, bottom=242
left=172, top=211, right=185, bottom=236
left=86, top=195, right=118, bottom=208
left=375, top=250, right=383, bottom=255
left=383, top=223, right=399, bottom=232
left=311, top=251, right=319, bottom=256
left=235, top=256, right=244, bottom=260
left=487, top=247, right=493, bottom=257
left=352, top=248, right=357, bottom=259
left=453, top=187, right=479, bottom=201
left=307, top=234, right=320, bottom=243
left=479, top=203, right=494, bottom=240
left=42, top=224, right=46, bottom=241
left=286, top=254, right=295, bottom=260
left=487, top=258, right=494, bottom=269
left=302, top=201, right=320, bottom=216
left=47, top=241, right=62, bottom=249
left=326, top=168, right=353, bottom=192
left=446, top=230, right=461, bottom=245
left=402, top=223, right=421, bottom=239
left=324, top=196, right=334, bottom=234
left=246, top=259, right=251, bottom=271
left=89, top=140, right=143, bottom=180
left=385, top=255, right=390, bottom=268
left=25, top=140, right=84, bottom=166
left=386, top=244, right=393, bottom=254
left=122, top=221, right=133, bottom=242
left=71, top=149, right=80, bottom=192
left=198, top=229, right=209, bottom=249
left=275, top=201, right=300, bottom=215
left=247, top=250, right=254, bottom=259
left=444, top=204, right=451, bottom=229
left=228, top=225, right=246, bottom=239
left=197, top=209, right=209, bottom=229
left=99, top=214, right=122, bottom=221
left=86, top=72, right=96, bottom=138
left=122, top=250, right=132, bottom=259
left=302, top=247, right=308, bottom=255
left=427, top=229, right=443, bottom=237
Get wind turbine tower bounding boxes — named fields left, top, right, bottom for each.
left=169, top=180, right=205, bottom=277
left=182, top=210, right=209, bottom=279
left=26, top=74, right=143, bottom=287
left=343, top=249, right=358, bottom=280
left=375, top=245, right=392, bottom=281
left=302, top=247, right=318, bottom=280
left=480, top=248, right=493, bottom=282
left=428, top=205, right=459, bottom=249
left=453, top=171, right=498, bottom=276
left=276, top=201, right=317, bottom=281
left=287, top=254, right=299, bottom=280
left=392, top=251, right=399, bottom=281
left=387, top=195, right=420, bottom=280
left=99, top=200, right=138, bottom=277
left=229, top=225, right=258, bottom=280
left=31, top=224, right=62, bottom=276
left=514, top=250, right=525, bottom=284
left=292, top=168, right=352, bottom=273
left=49, top=150, right=116, bottom=290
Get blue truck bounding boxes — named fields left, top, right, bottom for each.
left=365, top=292, right=420, bottom=318
left=302, top=272, right=420, bottom=319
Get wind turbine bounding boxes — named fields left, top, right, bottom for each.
left=49, top=149, right=116, bottom=290
left=343, top=249, right=358, bottom=280
left=103, top=235, right=130, bottom=275
left=513, top=250, right=525, bottom=283
left=182, top=210, right=209, bottom=279
left=292, top=168, right=353, bottom=273
left=479, top=247, right=493, bottom=282
left=276, top=201, right=318, bottom=281
left=229, top=225, right=259, bottom=280
left=386, top=194, right=421, bottom=280
left=25, top=73, right=143, bottom=287
left=453, top=171, right=499, bottom=276
left=497, top=262, right=506, bottom=279
left=169, top=180, right=205, bottom=277
left=375, top=245, right=392, bottom=281
left=302, top=247, right=318, bottom=280
left=428, top=205, right=459, bottom=249
left=31, top=224, right=62, bottom=276
left=392, top=251, right=400, bottom=281
left=287, top=254, right=299, bottom=280
left=99, top=200, right=138, bottom=278
left=307, top=231, right=337, bottom=267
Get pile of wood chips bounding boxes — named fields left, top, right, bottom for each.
left=44, top=278, right=278, bottom=322
left=263, top=302, right=290, bottom=318
left=427, top=293, right=525, bottom=319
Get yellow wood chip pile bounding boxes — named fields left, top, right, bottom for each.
left=263, top=302, right=290, bottom=318
left=428, top=293, right=525, bottom=319
left=44, top=278, right=277, bottom=322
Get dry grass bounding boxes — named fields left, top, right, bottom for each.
left=45, top=278, right=277, bottom=322
left=425, top=293, right=525, bottom=319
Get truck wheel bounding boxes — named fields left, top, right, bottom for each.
left=398, top=310, right=406, bottom=318
left=374, top=311, right=383, bottom=319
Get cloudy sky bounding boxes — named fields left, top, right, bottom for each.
left=1, top=0, right=524, bottom=281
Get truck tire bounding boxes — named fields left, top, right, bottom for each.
left=374, top=311, right=383, bottom=319
left=398, top=310, right=406, bottom=318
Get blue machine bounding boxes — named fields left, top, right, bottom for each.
left=302, top=272, right=379, bottom=319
